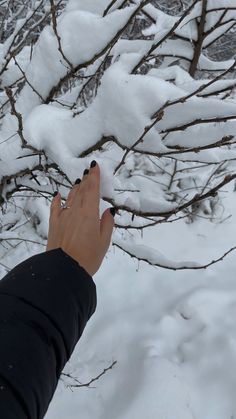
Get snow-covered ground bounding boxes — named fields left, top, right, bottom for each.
left=44, top=183, right=236, bottom=419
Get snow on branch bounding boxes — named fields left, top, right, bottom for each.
left=1, top=0, right=236, bottom=271
left=113, top=238, right=236, bottom=270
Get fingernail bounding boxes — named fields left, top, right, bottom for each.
left=90, top=160, right=97, bottom=168
left=75, top=178, right=81, bottom=185
left=53, top=191, right=58, bottom=197
left=110, top=207, right=116, bottom=217
left=83, top=169, right=89, bottom=175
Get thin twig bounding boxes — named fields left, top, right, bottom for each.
left=46, top=0, right=151, bottom=102
left=13, top=56, right=45, bottom=102
left=61, top=361, right=117, bottom=388
left=50, top=0, right=73, bottom=70
left=131, top=0, right=201, bottom=74
left=113, top=242, right=236, bottom=271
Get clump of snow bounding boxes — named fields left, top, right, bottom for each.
left=66, top=0, right=125, bottom=15
left=11, top=6, right=138, bottom=117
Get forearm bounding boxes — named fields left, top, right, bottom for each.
left=0, top=248, right=97, bottom=419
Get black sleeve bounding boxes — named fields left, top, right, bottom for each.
left=0, top=248, right=97, bottom=419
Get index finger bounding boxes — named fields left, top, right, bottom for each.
left=79, top=161, right=100, bottom=213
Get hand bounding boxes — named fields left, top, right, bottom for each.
left=46, top=161, right=115, bottom=276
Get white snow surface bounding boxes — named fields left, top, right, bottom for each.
left=2, top=184, right=236, bottom=419
left=66, top=0, right=125, bottom=15
left=45, top=186, right=236, bottom=419
left=6, top=5, right=137, bottom=117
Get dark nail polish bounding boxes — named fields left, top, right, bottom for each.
left=110, top=207, right=116, bottom=217
left=83, top=169, right=89, bottom=175
left=90, top=160, right=97, bottom=168
left=75, top=178, right=81, bottom=185
left=53, top=191, right=58, bottom=197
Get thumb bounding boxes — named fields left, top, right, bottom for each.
left=100, top=207, right=115, bottom=254
left=50, top=191, right=61, bottom=219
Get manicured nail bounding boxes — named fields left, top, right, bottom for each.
left=53, top=191, right=58, bottom=197
left=90, top=160, right=97, bottom=168
left=75, top=178, right=81, bottom=185
left=83, top=169, right=89, bottom=175
left=110, top=207, right=116, bottom=217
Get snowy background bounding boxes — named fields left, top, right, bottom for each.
left=1, top=0, right=236, bottom=417
left=2, top=182, right=236, bottom=419
left=45, top=184, right=236, bottom=419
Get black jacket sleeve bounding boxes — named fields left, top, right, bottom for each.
left=0, top=248, right=97, bottom=419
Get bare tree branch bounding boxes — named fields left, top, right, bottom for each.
left=103, top=172, right=236, bottom=219
left=131, top=0, right=201, bottom=74
left=61, top=361, right=117, bottom=388
left=161, top=116, right=236, bottom=136
left=50, top=0, right=73, bottom=70
left=46, top=0, right=151, bottom=103
left=13, top=56, right=45, bottom=102
left=113, top=241, right=236, bottom=270
left=189, top=0, right=207, bottom=77
left=103, top=0, right=120, bottom=17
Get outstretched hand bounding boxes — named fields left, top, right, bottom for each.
left=46, top=161, right=115, bottom=276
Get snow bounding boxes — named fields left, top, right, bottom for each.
left=207, top=0, right=236, bottom=9
left=203, top=21, right=235, bottom=48
left=143, top=4, right=199, bottom=42
left=24, top=58, right=187, bottom=160
left=20, top=183, right=236, bottom=419
left=66, top=0, right=125, bottom=15
left=1, top=46, right=31, bottom=88
left=113, top=237, right=201, bottom=268
left=148, top=65, right=193, bottom=84
left=112, top=38, right=235, bottom=73
left=111, top=39, right=152, bottom=62
left=23, top=56, right=236, bottom=173
left=8, top=5, right=137, bottom=117
left=2, top=192, right=236, bottom=417
left=1, top=0, right=236, bottom=418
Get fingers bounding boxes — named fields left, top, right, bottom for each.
left=54, top=160, right=100, bottom=215
left=76, top=161, right=100, bottom=214
left=63, top=162, right=92, bottom=207
left=100, top=207, right=115, bottom=254
left=65, top=177, right=82, bottom=207
left=50, top=191, right=61, bottom=219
